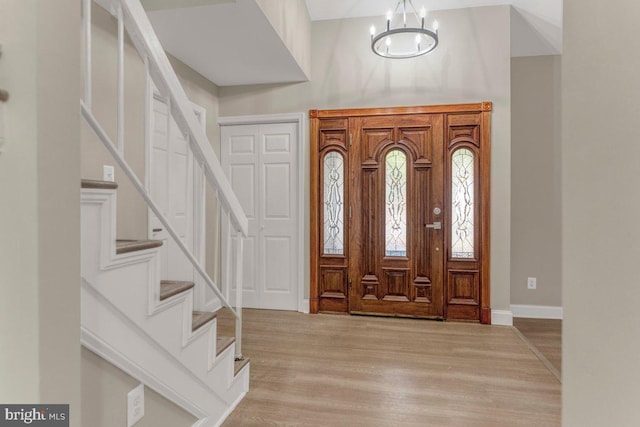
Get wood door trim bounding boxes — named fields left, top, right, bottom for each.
left=309, top=117, right=320, bottom=314
left=480, top=109, right=492, bottom=324
left=310, top=102, right=492, bottom=119
left=310, top=103, right=492, bottom=324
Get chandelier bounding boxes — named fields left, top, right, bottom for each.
left=369, top=0, right=439, bottom=59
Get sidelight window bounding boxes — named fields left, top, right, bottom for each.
left=323, top=151, right=344, bottom=255
left=451, top=148, right=475, bottom=258
left=385, top=150, right=407, bottom=257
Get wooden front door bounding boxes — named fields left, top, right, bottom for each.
left=350, top=114, right=444, bottom=318
left=310, top=103, right=492, bottom=323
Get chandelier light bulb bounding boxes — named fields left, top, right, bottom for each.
left=420, top=7, right=426, bottom=19
left=386, top=10, right=393, bottom=21
left=370, top=25, right=376, bottom=36
left=386, top=37, right=392, bottom=47
left=415, top=34, right=421, bottom=45
left=433, top=20, right=439, bottom=31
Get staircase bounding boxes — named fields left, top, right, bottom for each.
left=79, top=0, right=250, bottom=425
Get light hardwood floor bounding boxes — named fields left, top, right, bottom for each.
left=513, top=318, right=562, bottom=376
left=221, top=310, right=560, bottom=426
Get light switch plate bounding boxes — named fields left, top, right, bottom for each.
left=103, top=165, right=115, bottom=182
left=127, top=383, right=144, bottom=426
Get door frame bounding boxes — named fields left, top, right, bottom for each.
left=218, top=112, right=308, bottom=313
left=309, top=102, right=492, bottom=323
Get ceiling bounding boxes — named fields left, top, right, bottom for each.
left=146, top=0, right=308, bottom=86
left=143, top=0, right=562, bottom=87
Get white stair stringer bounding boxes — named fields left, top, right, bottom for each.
left=81, top=187, right=249, bottom=427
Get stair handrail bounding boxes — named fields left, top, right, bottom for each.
left=81, top=0, right=247, bottom=358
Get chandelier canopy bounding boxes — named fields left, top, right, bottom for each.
left=370, top=0, right=439, bottom=59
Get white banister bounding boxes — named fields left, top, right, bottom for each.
left=82, top=0, right=92, bottom=108
left=81, top=101, right=240, bottom=321
left=117, top=4, right=125, bottom=153
left=118, top=0, right=248, bottom=237
left=234, top=231, right=244, bottom=360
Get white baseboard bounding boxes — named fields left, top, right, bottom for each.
left=491, top=310, right=514, bottom=326
left=511, top=304, right=563, bottom=319
left=298, top=299, right=310, bottom=314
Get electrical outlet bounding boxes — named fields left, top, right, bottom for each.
left=527, top=277, right=537, bottom=290
left=127, top=384, right=144, bottom=426
left=103, top=165, right=115, bottom=182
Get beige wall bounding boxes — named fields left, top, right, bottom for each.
left=82, top=348, right=196, bottom=427
left=255, top=0, right=312, bottom=79
left=0, top=0, right=40, bottom=403
left=0, top=0, right=82, bottom=424
left=219, top=6, right=512, bottom=310
left=510, top=55, right=562, bottom=307
left=82, top=5, right=223, bottom=277
left=562, top=0, right=640, bottom=424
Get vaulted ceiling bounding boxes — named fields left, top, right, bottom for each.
left=143, top=0, right=562, bottom=87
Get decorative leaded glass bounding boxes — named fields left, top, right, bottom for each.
left=385, top=150, right=407, bottom=257
left=323, top=151, right=344, bottom=255
left=451, top=148, right=475, bottom=258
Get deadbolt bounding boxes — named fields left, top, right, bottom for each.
left=433, top=207, right=442, bottom=215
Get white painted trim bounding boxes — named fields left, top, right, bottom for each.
left=219, top=113, right=307, bottom=315
left=212, top=390, right=247, bottom=427
left=491, top=309, right=514, bottom=326
left=218, top=113, right=305, bottom=126
left=511, top=304, right=563, bottom=319
left=299, top=299, right=310, bottom=314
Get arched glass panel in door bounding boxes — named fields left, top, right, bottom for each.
left=451, top=148, right=475, bottom=259
left=385, top=150, right=407, bottom=257
left=323, top=151, right=344, bottom=255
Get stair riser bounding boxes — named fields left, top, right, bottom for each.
left=81, top=188, right=249, bottom=418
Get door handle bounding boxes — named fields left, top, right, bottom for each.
left=152, top=228, right=163, bottom=233
left=425, top=222, right=441, bottom=230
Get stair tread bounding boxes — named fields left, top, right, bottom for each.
left=192, top=310, right=217, bottom=332
left=160, top=280, right=195, bottom=301
left=216, top=336, right=235, bottom=356
left=234, top=357, right=250, bottom=376
left=81, top=179, right=118, bottom=190
left=116, top=239, right=163, bottom=254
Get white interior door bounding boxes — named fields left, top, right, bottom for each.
left=148, top=91, right=205, bottom=283
left=221, top=122, right=299, bottom=310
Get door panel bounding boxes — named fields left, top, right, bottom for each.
left=225, top=126, right=260, bottom=301
left=221, top=122, right=299, bottom=311
left=350, top=114, right=444, bottom=318
left=148, top=93, right=194, bottom=282
left=259, top=124, right=297, bottom=308
left=315, top=118, right=350, bottom=313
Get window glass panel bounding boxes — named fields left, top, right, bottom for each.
left=385, top=150, right=407, bottom=257
left=451, top=148, right=475, bottom=258
left=323, top=151, right=344, bottom=255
